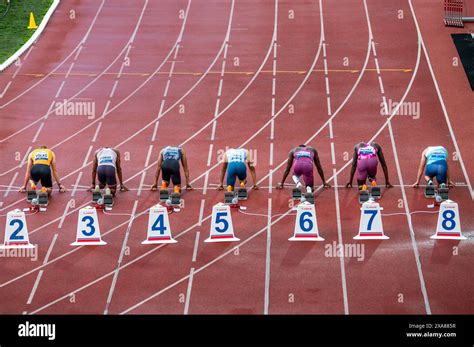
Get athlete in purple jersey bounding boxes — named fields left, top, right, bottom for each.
left=345, top=142, right=392, bottom=188
left=276, top=144, right=330, bottom=191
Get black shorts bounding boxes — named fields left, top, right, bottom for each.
left=30, top=164, right=53, bottom=188
left=162, top=159, right=181, bottom=185
left=97, top=165, right=117, bottom=187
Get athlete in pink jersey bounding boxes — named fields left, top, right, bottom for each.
left=345, top=142, right=392, bottom=188
left=276, top=144, right=330, bottom=191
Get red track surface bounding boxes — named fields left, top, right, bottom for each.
left=0, top=0, right=473, bottom=314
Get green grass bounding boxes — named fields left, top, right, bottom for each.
left=0, top=0, right=54, bottom=64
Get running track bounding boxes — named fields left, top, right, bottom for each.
left=0, top=0, right=473, bottom=314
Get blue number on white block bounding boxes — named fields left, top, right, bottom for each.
left=151, top=214, right=167, bottom=235
left=441, top=210, right=456, bottom=231
left=81, top=216, right=96, bottom=236
left=215, top=212, right=229, bottom=233
left=9, top=219, right=24, bottom=240
left=364, top=210, right=378, bottom=231
left=299, top=211, right=314, bottom=232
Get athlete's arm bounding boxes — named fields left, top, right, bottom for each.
left=276, top=150, right=294, bottom=189
left=50, top=153, right=66, bottom=192
left=88, top=153, right=99, bottom=191
left=313, top=149, right=331, bottom=188
left=246, top=150, right=258, bottom=190
left=375, top=144, right=393, bottom=188
left=218, top=153, right=228, bottom=190
left=19, top=155, right=33, bottom=192
left=151, top=151, right=164, bottom=191
left=345, top=146, right=359, bottom=188
left=180, top=149, right=193, bottom=190
left=115, top=150, right=128, bottom=191
left=412, top=149, right=427, bottom=188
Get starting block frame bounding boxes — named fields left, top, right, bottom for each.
left=444, top=0, right=474, bottom=27
left=431, top=200, right=467, bottom=240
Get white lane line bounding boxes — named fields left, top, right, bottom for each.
left=168, top=61, right=176, bottom=78
left=130, top=0, right=149, bottom=43
left=183, top=267, right=195, bottom=314
left=163, top=79, right=171, bottom=97
left=268, top=169, right=273, bottom=194
left=333, top=169, right=348, bottom=314
left=20, top=146, right=32, bottom=168
left=4, top=172, right=18, bottom=197
left=269, top=142, right=274, bottom=166
left=408, top=0, right=474, bottom=200
left=82, top=145, right=93, bottom=167
left=57, top=200, right=71, bottom=229
left=27, top=233, right=58, bottom=305
left=207, top=144, right=213, bottom=167
left=104, top=200, right=138, bottom=314
left=151, top=121, right=160, bottom=142
left=71, top=172, right=83, bottom=197
left=65, top=62, right=75, bottom=79
left=32, top=122, right=44, bottom=143
left=192, top=232, right=200, bottom=262
left=264, top=198, right=272, bottom=314
left=211, top=120, right=217, bottom=141
left=74, top=45, right=83, bottom=61
left=55, top=81, right=66, bottom=98
left=330, top=142, right=336, bottom=165
left=197, top=199, right=205, bottom=226
left=92, top=122, right=102, bottom=142
left=110, top=80, right=120, bottom=98
left=82, top=0, right=106, bottom=44
left=202, top=171, right=209, bottom=195
left=137, top=145, right=153, bottom=196
left=217, top=78, right=224, bottom=97
left=0, top=81, right=12, bottom=99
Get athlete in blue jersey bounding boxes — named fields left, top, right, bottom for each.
left=412, top=146, right=454, bottom=188
left=151, top=146, right=192, bottom=192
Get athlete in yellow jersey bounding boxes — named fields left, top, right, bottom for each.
left=19, top=145, right=66, bottom=195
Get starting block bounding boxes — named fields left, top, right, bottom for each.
left=438, top=184, right=449, bottom=201
left=359, top=188, right=370, bottom=204
left=431, top=200, right=467, bottom=240
left=92, top=186, right=102, bottom=203
left=354, top=199, right=389, bottom=240
left=370, top=186, right=381, bottom=199
left=425, top=184, right=435, bottom=198
left=142, top=204, right=177, bottom=244
left=0, top=209, right=35, bottom=249
left=292, top=188, right=302, bottom=200
left=159, top=189, right=170, bottom=202
left=289, top=202, right=324, bottom=241
left=237, top=187, right=248, bottom=200
left=71, top=206, right=107, bottom=246
left=205, top=203, right=239, bottom=242
left=301, top=192, right=315, bottom=205
left=27, top=188, right=37, bottom=202
left=24, top=188, right=49, bottom=212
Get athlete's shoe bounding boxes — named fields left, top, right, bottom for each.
left=296, top=182, right=302, bottom=189
left=105, top=187, right=111, bottom=196
left=161, top=182, right=168, bottom=190
left=94, top=185, right=100, bottom=193
left=240, top=182, right=245, bottom=188
left=361, top=184, right=367, bottom=191
left=427, top=179, right=433, bottom=186
left=306, top=186, right=312, bottom=193
left=174, top=186, right=180, bottom=194
left=371, top=180, right=377, bottom=187
left=227, top=185, right=233, bottom=192
left=292, top=175, right=301, bottom=185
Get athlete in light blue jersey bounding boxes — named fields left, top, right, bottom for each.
left=413, top=146, right=454, bottom=188
left=218, top=148, right=258, bottom=191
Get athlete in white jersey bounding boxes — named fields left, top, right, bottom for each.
left=413, top=146, right=454, bottom=188
left=89, top=147, right=128, bottom=196
left=218, top=148, right=258, bottom=190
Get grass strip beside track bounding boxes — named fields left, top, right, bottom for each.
left=0, top=0, right=53, bottom=63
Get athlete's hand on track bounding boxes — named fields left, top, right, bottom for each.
left=448, top=181, right=455, bottom=188
left=120, top=185, right=129, bottom=192
left=323, top=182, right=331, bottom=188
left=345, top=182, right=352, bottom=188
left=252, top=185, right=259, bottom=190
left=385, top=182, right=394, bottom=188
left=58, top=184, right=66, bottom=193
left=276, top=183, right=284, bottom=189
left=87, top=185, right=95, bottom=192
left=185, top=184, right=193, bottom=191
left=19, top=186, right=26, bottom=193
left=412, top=182, right=420, bottom=188
left=217, top=184, right=224, bottom=190
left=150, top=184, right=158, bottom=191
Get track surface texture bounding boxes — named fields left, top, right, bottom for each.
left=0, top=0, right=473, bottom=315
